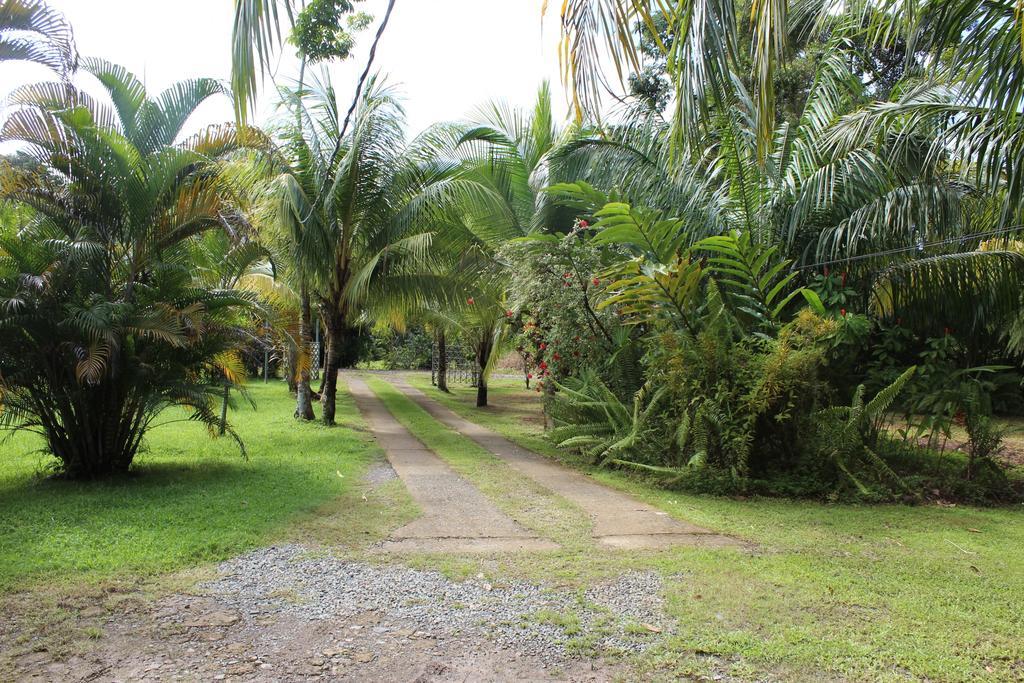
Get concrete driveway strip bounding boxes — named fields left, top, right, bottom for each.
left=387, top=377, right=739, bottom=550
left=345, top=374, right=557, bottom=554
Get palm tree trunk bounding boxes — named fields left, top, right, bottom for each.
left=295, top=284, right=315, bottom=420
left=285, top=343, right=298, bottom=393
left=475, top=334, right=492, bottom=407
left=219, top=383, right=230, bottom=435
left=46, top=383, right=145, bottom=478
left=437, top=329, right=449, bottom=393
left=321, top=310, right=345, bottom=425
left=315, top=322, right=328, bottom=398
left=543, top=378, right=556, bottom=430
left=476, top=374, right=488, bottom=407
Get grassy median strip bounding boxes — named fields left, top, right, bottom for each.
left=403, top=374, right=565, bottom=459
left=364, top=375, right=593, bottom=558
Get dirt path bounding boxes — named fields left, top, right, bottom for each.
left=386, top=376, right=737, bottom=550
left=345, top=374, right=556, bottom=553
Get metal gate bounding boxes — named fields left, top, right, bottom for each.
left=431, top=343, right=479, bottom=386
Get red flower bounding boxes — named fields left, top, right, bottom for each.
left=539, top=342, right=546, bottom=350
left=506, top=309, right=514, bottom=317
left=592, top=277, right=600, bottom=286
left=553, top=352, right=561, bottom=361
left=527, top=373, right=533, bottom=379
left=578, top=219, right=589, bottom=228
left=467, top=297, right=475, bottom=305
left=840, top=308, right=847, bottom=317
left=539, top=361, right=548, bottom=370
left=563, top=272, right=572, bottom=278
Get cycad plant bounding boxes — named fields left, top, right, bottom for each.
left=0, top=61, right=259, bottom=477
left=548, top=369, right=667, bottom=466
left=811, top=366, right=917, bottom=496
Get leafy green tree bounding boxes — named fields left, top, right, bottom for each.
left=231, top=0, right=392, bottom=123
left=419, top=83, right=583, bottom=406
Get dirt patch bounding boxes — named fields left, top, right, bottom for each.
left=2, top=545, right=665, bottom=682
left=5, top=600, right=621, bottom=682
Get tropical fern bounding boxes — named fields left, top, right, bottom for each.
left=811, top=366, right=917, bottom=497
left=548, top=369, right=666, bottom=467
left=696, top=229, right=824, bottom=332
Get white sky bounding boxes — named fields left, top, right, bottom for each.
left=1, top=0, right=571, bottom=139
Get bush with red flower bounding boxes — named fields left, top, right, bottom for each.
left=499, top=227, right=631, bottom=398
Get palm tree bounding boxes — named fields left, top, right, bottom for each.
left=230, top=0, right=395, bottom=123
left=265, top=73, right=456, bottom=424
left=0, top=61, right=261, bottom=477
left=554, top=1, right=1024, bottom=331
left=0, top=0, right=76, bottom=75
left=418, top=83, right=583, bottom=406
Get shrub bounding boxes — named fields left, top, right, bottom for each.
left=0, top=63, right=256, bottom=478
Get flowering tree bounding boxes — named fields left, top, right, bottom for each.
left=502, top=221, right=629, bottom=413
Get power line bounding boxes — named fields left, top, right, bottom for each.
left=795, top=225, right=1024, bottom=271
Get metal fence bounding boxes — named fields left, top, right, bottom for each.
left=431, top=343, right=479, bottom=386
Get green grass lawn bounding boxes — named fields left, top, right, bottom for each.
left=3, top=370, right=1023, bottom=681
left=0, top=381, right=377, bottom=592
left=402, top=372, right=1024, bottom=682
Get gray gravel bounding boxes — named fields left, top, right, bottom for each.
left=202, top=545, right=670, bottom=663
left=362, top=461, right=398, bottom=486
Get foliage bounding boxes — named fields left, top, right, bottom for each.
left=0, top=62, right=258, bottom=477
left=413, top=83, right=585, bottom=406
left=808, top=366, right=917, bottom=498
left=806, top=270, right=858, bottom=314
left=0, top=0, right=76, bottom=75
left=696, top=230, right=824, bottom=332
left=361, top=327, right=432, bottom=370
left=502, top=224, right=634, bottom=397
left=289, top=0, right=368, bottom=64
left=265, top=74, right=459, bottom=422
left=548, top=370, right=667, bottom=466
left=871, top=251, right=1024, bottom=339
left=651, top=303, right=834, bottom=481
